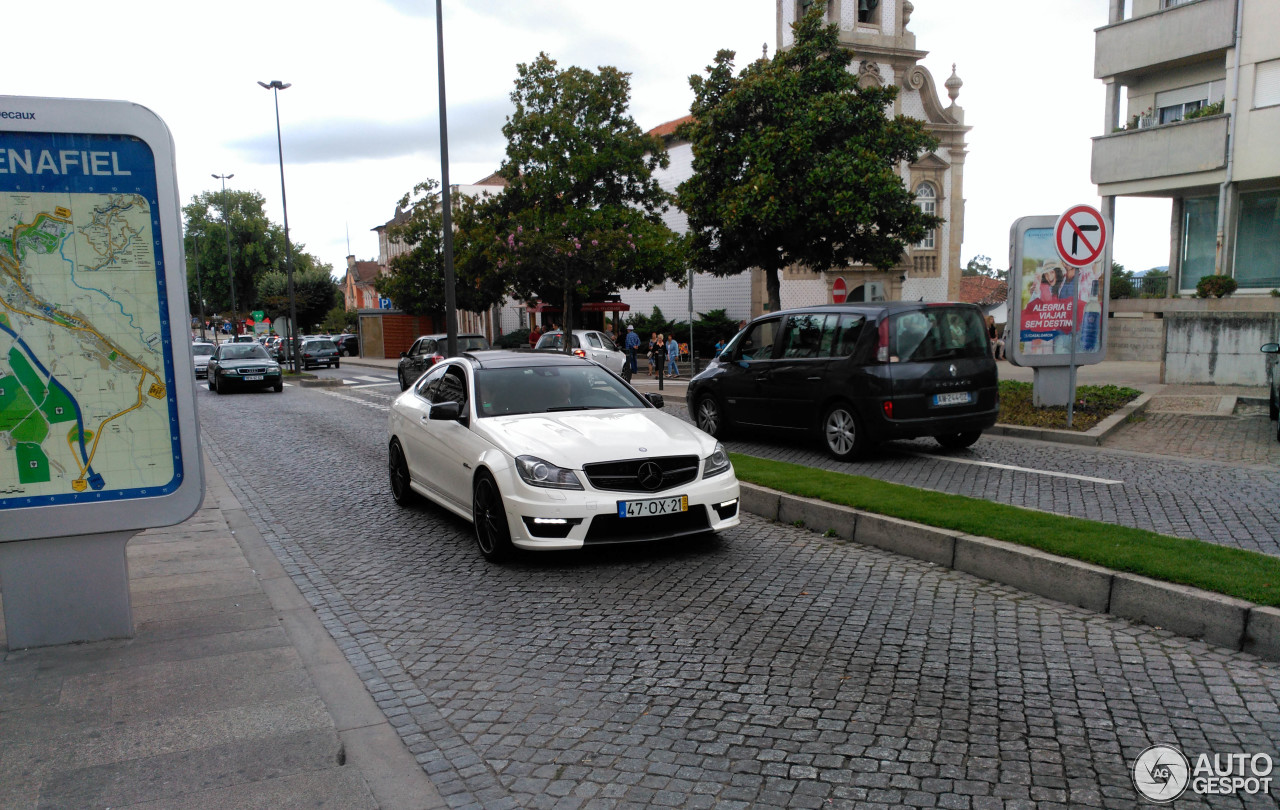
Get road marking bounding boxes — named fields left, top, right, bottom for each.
left=320, top=389, right=390, bottom=411
left=905, top=452, right=1123, bottom=485
left=346, top=381, right=398, bottom=389
left=352, top=375, right=387, bottom=383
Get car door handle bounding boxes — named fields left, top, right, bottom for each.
left=807, top=376, right=822, bottom=381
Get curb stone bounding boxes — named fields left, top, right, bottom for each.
left=737, top=481, right=1280, bottom=662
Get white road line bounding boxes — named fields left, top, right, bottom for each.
left=320, top=389, right=390, bottom=411
left=904, top=452, right=1124, bottom=485
left=352, top=375, right=387, bottom=383
left=346, top=381, right=399, bottom=389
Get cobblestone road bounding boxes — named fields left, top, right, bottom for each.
left=198, top=377, right=1280, bottom=809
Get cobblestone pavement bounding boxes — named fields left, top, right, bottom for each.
left=196, top=379, right=1280, bottom=809
left=1104, top=409, right=1280, bottom=467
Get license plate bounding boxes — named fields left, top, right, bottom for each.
left=244, top=375, right=264, bottom=381
left=617, top=495, right=688, bottom=518
left=933, top=391, right=972, bottom=406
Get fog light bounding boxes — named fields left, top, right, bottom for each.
left=533, top=518, right=568, bottom=524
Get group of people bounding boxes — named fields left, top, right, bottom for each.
left=620, top=325, right=680, bottom=377
left=1031, top=263, right=1085, bottom=303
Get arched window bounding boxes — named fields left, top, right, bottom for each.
left=915, top=182, right=936, bottom=249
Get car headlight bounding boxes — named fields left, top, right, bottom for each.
left=703, top=443, right=731, bottom=478
left=515, top=455, right=583, bottom=490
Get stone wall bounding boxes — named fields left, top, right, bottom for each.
left=1164, top=311, right=1280, bottom=385
left=1106, top=315, right=1165, bottom=361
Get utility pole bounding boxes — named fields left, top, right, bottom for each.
left=212, top=173, right=236, bottom=335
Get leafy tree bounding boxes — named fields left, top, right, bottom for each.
left=374, top=180, right=507, bottom=316
left=964, top=255, right=992, bottom=277
left=321, top=306, right=358, bottom=334
left=678, top=4, right=941, bottom=313
left=477, top=53, right=685, bottom=342
left=1109, top=261, right=1134, bottom=300
left=183, top=188, right=324, bottom=322
left=256, top=267, right=340, bottom=331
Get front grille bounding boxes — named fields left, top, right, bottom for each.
left=236, top=367, right=268, bottom=375
left=582, top=455, right=699, bottom=493
left=584, top=506, right=711, bottom=544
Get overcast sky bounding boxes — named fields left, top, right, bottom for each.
left=7, top=0, right=1170, bottom=281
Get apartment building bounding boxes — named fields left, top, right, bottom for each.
left=1092, top=0, right=1280, bottom=293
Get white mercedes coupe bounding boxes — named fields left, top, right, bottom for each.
left=387, top=350, right=740, bottom=562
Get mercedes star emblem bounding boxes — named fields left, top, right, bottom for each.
left=636, top=461, right=664, bottom=491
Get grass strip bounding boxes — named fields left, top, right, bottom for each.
left=730, top=453, right=1280, bottom=607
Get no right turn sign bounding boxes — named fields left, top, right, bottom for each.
left=1054, top=205, right=1108, bottom=267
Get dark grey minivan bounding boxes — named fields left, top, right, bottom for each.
left=687, top=302, right=999, bottom=460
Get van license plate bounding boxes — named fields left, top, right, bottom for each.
left=933, top=392, right=972, bottom=406
left=617, top=495, right=688, bottom=518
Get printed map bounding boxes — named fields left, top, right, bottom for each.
left=0, top=192, right=174, bottom=503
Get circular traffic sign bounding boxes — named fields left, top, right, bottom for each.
left=1054, top=205, right=1108, bottom=267
left=832, top=276, right=847, bottom=304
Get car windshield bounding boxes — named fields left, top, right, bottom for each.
left=223, top=345, right=271, bottom=360
left=474, top=365, right=644, bottom=417
left=889, top=307, right=989, bottom=362
left=192, top=344, right=214, bottom=357
left=535, top=333, right=580, bottom=350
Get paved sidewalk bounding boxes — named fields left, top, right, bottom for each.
left=0, top=458, right=441, bottom=809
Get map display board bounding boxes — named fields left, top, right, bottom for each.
left=0, top=98, right=202, bottom=541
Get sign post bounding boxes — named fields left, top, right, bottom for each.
left=1007, top=208, right=1111, bottom=413
left=0, top=97, right=203, bottom=648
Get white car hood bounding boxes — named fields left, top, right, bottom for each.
left=479, top=408, right=717, bottom=468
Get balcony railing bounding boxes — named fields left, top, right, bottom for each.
left=1091, top=113, right=1228, bottom=188
left=1111, top=275, right=1170, bottom=299
left=1095, top=0, right=1235, bottom=80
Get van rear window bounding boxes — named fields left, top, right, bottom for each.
left=888, top=308, right=988, bottom=362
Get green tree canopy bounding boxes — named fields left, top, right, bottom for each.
left=256, top=267, right=341, bottom=332
left=475, top=53, right=684, bottom=336
left=183, top=188, right=327, bottom=322
left=677, top=4, right=942, bottom=312
left=374, top=180, right=507, bottom=317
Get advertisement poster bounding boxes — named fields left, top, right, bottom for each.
left=1015, top=226, right=1106, bottom=359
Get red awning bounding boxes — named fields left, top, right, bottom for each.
left=526, top=301, right=630, bottom=313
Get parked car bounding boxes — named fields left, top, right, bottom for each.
left=687, top=302, right=999, bottom=460
left=231, top=334, right=257, bottom=344
left=534, top=329, right=631, bottom=380
left=387, top=350, right=739, bottom=562
left=1263, top=341, right=1279, bottom=441
left=191, top=342, right=215, bottom=379
left=334, top=334, right=359, bottom=357
left=299, top=338, right=340, bottom=370
left=398, top=333, right=490, bottom=390
left=207, top=343, right=283, bottom=394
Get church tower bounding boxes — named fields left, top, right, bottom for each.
left=776, top=0, right=970, bottom=303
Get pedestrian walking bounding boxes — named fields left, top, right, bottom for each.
left=624, top=324, right=640, bottom=374
left=667, top=335, right=680, bottom=378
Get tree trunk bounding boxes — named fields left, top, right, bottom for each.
left=561, top=272, right=573, bottom=355
left=765, top=268, right=782, bottom=315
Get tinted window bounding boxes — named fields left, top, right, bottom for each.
left=889, top=307, right=988, bottom=363
left=831, top=314, right=865, bottom=357
left=780, top=314, right=830, bottom=359
left=430, top=368, right=468, bottom=407
left=414, top=364, right=447, bottom=396
left=599, top=334, right=618, bottom=352
left=736, top=319, right=780, bottom=361
left=459, top=336, right=490, bottom=351
left=413, top=339, right=436, bottom=357
left=223, top=345, right=270, bottom=360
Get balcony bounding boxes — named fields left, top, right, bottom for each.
left=1091, top=113, right=1228, bottom=188
left=1095, top=0, right=1235, bottom=80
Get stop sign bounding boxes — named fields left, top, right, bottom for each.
left=832, top=276, right=847, bottom=304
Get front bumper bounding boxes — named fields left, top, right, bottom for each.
left=494, top=466, right=741, bottom=551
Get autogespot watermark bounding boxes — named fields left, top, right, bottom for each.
left=1132, top=743, right=1274, bottom=804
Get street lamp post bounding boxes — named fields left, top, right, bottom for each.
left=192, top=231, right=207, bottom=341
left=258, top=80, right=301, bottom=374
left=211, top=173, right=236, bottom=335
left=436, top=0, right=459, bottom=358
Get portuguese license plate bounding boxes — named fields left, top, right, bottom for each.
left=933, top=391, right=972, bottom=406
left=244, top=375, right=264, bottom=381
left=617, top=495, right=688, bottom=518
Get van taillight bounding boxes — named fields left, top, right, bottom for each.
left=876, top=318, right=890, bottom=363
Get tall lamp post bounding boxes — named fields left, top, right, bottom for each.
left=212, top=173, right=236, bottom=336
left=192, top=231, right=207, bottom=341
left=258, top=80, right=301, bottom=374
left=436, top=0, right=459, bottom=358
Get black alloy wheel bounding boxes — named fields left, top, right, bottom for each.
left=398, top=368, right=410, bottom=391
left=472, top=471, right=514, bottom=563
left=936, top=431, right=982, bottom=450
left=821, top=402, right=866, bottom=461
left=388, top=440, right=416, bottom=506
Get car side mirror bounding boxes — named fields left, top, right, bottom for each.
left=429, top=401, right=463, bottom=421
left=644, top=393, right=664, bottom=409
left=1262, top=343, right=1280, bottom=354
left=400, top=351, right=408, bottom=358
